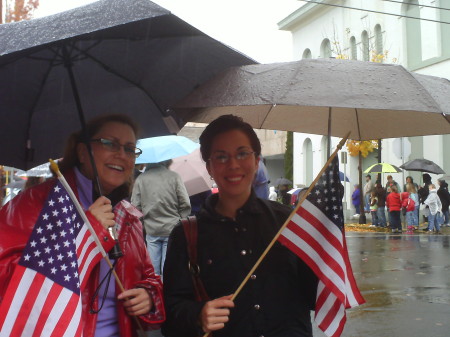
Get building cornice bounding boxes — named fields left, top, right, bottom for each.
left=278, top=0, right=336, bottom=31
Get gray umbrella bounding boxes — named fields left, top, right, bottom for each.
left=400, top=159, right=445, bottom=174
left=174, top=59, right=450, bottom=140
left=0, top=0, right=254, bottom=170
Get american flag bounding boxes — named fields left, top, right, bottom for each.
left=0, top=181, right=103, bottom=336
left=278, top=156, right=365, bottom=337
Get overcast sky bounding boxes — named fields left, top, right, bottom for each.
left=34, top=0, right=302, bottom=63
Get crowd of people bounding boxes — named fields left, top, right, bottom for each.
left=351, top=173, right=450, bottom=234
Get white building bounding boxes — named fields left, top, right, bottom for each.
left=278, top=0, right=450, bottom=218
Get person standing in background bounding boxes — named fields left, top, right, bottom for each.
left=352, top=184, right=361, bottom=218
left=131, top=160, right=191, bottom=276
left=386, top=185, right=402, bottom=233
left=375, top=181, right=387, bottom=228
left=437, top=178, right=450, bottom=227
left=363, top=175, right=374, bottom=214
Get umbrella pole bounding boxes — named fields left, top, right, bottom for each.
left=327, top=107, right=331, bottom=159
left=61, top=44, right=103, bottom=196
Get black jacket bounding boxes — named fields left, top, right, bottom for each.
left=162, top=192, right=317, bottom=337
left=437, top=182, right=450, bottom=212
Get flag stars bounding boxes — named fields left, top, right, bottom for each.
left=66, top=217, right=72, bottom=224
left=36, top=227, right=43, bottom=234
left=48, top=199, right=55, bottom=207
left=62, top=206, right=68, bottom=213
left=64, top=274, right=71, bottom=282
left=58, top=196, right=64, bottom=203
left=34, top=250, right=41, bottom=257
left=46, top=223, right=53, bottom=231
left=24, top=254, right=31, bottom=261
left=60, top=230, right=66, bottom=237
left=42, top=213, right=49, bottom=220
left=54, top=243, right=60, bottom=250
left=57, top=253, right=64, bottom=261
left=51, top=267, right=57, bottom=274
left=54, top=186, right=61, bottom=193
left=52, top=210, right=59, bottom=217
left=40, top=237, right=47, bottom=244
left=48, top=257, right=54, bottom=264
left=67, top=251, right=74, bottom=258
left=63, top=240, right=70, bottom=247
left=51, top=233, right=57, bottom=240
left=61, top=264, right=67, bottom=271
left=71, top=261, right=76, bottom=268
left=30, top=240, right=37, bottom=247
left=38, top=260, right=45, bottom=267
left=56, top=220, right=63, bottom=227
left=44, top=246, right=51, bottom=254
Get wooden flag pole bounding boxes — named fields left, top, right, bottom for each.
left=202, top=131, right=350, bottom=337
left=49, top=160, right=146, bottom=336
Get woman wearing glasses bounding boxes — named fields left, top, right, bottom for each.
left=163, top=115, right=317, bottom=337
left=0, top=114, right=164, bottom=336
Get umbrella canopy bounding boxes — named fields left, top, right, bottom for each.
left=274, top=177, right=292, bottom=186
left=287, top=187, right=307, bottom=196
left=17, top=162, right=54, bottom=178
left=3, top=180, right=26, bottom=190
left=169, top=149, right=213, bottom=196
left=175, top=59, right=450, bottom=140
left=400, top=159, right=445, bottom=174
left=136, top=135, right=199, bottom=164
left=0, top=0, right=254, bottom=170
left=339, top=171, right=350, bottom=182
left=364, top=163, right=402, bottom=174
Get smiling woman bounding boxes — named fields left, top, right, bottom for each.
left=0, top=114, right=165, bottom=337
left=163, top=115, right=318, bottom=337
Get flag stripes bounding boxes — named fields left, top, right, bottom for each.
left=277, top=157, right=364, bottom=337
left=0, top=181, right=104, bottom=337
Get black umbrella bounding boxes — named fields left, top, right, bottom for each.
left=400, top=159, right=445, bottom=174
left=0, top=0, right=254, bottom=170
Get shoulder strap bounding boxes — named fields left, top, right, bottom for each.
left=181, top=216, right=210, bottom=302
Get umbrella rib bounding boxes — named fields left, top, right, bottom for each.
left=260, top=104, right=275, bottom=129
left=24, top=52, right=59, bottom=166
left=71, top=43, right=166, bottom=116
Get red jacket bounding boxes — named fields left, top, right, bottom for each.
left=400, top=192, right=415, bottom=212
left=0, top=170, right=164, bottom=336
left=386, top=192, right=402, bottom=211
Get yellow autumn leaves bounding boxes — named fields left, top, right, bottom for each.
left=346, top=140, right=378, bottom=158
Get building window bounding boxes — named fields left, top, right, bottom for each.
left=350, top=36, right=357, bottom=60
left=374, top=24, right=383, bottom=55
left=361, top=30, right=369, bottom=61
left=320, top=38, right=332, bottom=58
left=302, top=48, right=312, bottom=59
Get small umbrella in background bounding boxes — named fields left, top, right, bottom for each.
left=274, top=178, right=292, bottom=186
left=400, top=159, right=445, bottom=174
left=17, top=162, right=54, bottom=178
left=169, top=149, right=213, bottom=196
left=339, top=171, right=350, bottom=182
left=364, top=163, right=402, bottom=174
left=136, top=135, right=199, bottom=164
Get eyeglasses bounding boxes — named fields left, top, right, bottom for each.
left=90, top=138, right=142, bottom=158
left=209, top=150, right=256, bottom=164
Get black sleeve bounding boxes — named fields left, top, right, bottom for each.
left=162, top=224, right=205, bottom=337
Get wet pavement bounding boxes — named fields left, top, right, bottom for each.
left=313, top=231, right=450, bottom=337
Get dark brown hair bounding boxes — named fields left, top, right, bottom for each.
left=199, top=115, right=261, bottom=162
left=58, top=114, right=139, bottom=198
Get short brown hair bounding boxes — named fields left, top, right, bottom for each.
left=199, top=115, right=261, bottom=162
